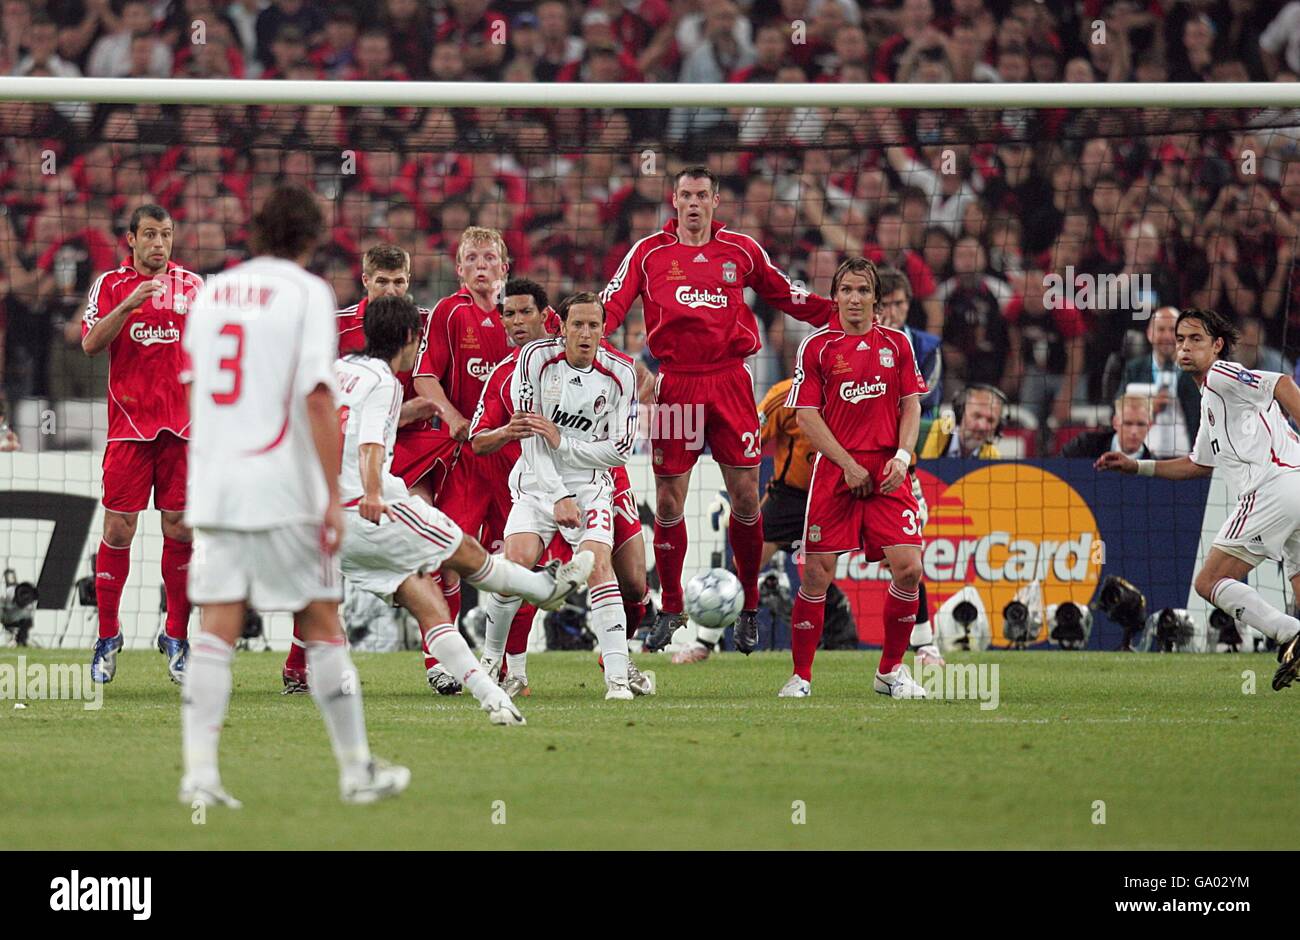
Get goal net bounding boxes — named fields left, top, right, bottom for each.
left=3, top=81, right=1299, bottom=652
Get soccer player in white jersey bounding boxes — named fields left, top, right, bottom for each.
left=1097, top=307, right=1300, bottom=691
left=335, top=295, right=595, bottom=724
left=181, top=187, right=407, bottom=807
left=476, top=292, right=642, bottom=700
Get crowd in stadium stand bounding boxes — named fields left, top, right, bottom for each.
left=4, top=0, right=1300, bottom=457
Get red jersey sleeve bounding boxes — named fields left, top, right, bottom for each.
left=600, top=239, right=646, bottom=335
left=414, top=298, right=454, bottom=380
left=892, top=330, right=926, bottom=398
left=338, top=324, right=366, bottom=355
left=786, top=333, right=827, bottom=410
left=469, top=359, right=513, bottom=438
left=737, top=233, right=836, bottom=326
left=82, top=270, right=119, bottom=338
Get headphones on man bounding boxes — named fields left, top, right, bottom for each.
left=952, top=383, right=1008, bottom=439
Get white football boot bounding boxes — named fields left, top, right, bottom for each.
left=874, top=663, right=927, bottom=699
left=605, top=677, right=634, bottom=701
left=501, top=673, right=530, bottom=699
left=478, top=653, right=503, bottom=685
left=482, top=686, right=526, bottom=726
left=626, top=659, right=656, bottom=695
left=912, top=644, right=945, bottom=667
left=539, top=550, right=596, bottom=611
left=179, top=776, right=243, bottom=809
left=777, top=675, right=811, bottom=697
left=340, top=759, right=411, bottom=805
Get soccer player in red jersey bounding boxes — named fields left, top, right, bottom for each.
left=81, top=205, right=203, bottom=685
left=783, top=257, right=928, bottom=699
left=281, top=242, right=437, bottom=693
left=470, top=279, right=652, bottom=697
left=600, top=165, right=836, bottom=656
left=410, top=226, right=512, bottom=689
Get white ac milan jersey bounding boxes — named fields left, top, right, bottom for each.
left=336, top=355, right=409, bottom=508
left=1191, top=360, right=1300, bottom=497
left=184, top=257, right=338, bottom=530
left=510, top=337, right=637, bottom=503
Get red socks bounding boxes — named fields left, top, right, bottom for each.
left=623, top=590, right=648, bottom=638
left=507, top=604, right=534, bottom=655
left=161, top=536, right=192, bottom=639
left=790, top=587, right=827, bottom=681
left=881, top=582, right=919, bottom=675
left=728, top=509, right=763, bottom=610
left=285, top=623, right=307, bottom=672
left=423, top=573, right=463, bottom=670
left=94, top=540, right=131, bottom=640
left=653, top=513, right=687, bottom=613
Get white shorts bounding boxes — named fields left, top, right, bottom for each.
left=189, top=524, right=342, bottom=611
left=1213, top=476, right=1300, bottom=579
left=504, top=476, right=615, bottom=550
left=342, top=497, right=465, bottom=601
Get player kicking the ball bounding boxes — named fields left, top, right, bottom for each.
left=82, top=205, right=203, bottom=685
left=1097, top=307, right=1300, bottom=691
left=336, top=294, right=594, bottom=725
left=783, top=257, right=928, bottom=699
left=181, top=186, right=406, bottom=806
left=475, top=292, right=643, bottom=700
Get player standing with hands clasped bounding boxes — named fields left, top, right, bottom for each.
left=783, top=258, right=929, bottom=699
left=1096, top=308, right=1300, bottom=691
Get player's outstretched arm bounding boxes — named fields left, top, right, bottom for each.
left=795, top=407, right=874, bottom=497
left=398, top=397, right=437, bottom=427
left=357, top=443, right=389, bottom=524
left=1094, top=451, right=1214, bottom=479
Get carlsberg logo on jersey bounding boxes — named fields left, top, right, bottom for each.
left=466, top=357, right=494, bottom=380
left=129, top=322, right=181, bottom=346
left=675, top=287, right=728, bottom=309
left=841, top=379, right=888, bottom=403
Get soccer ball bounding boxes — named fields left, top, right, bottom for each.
left=684, top=569, right=745, bottom=629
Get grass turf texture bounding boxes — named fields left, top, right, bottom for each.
left=0, top=648, right=1292, bottom=850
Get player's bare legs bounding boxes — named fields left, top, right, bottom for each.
left=781, top=551, right=838, bottom=697
left=1194, top=547, right=1300, bottom=690
left=393, top=575, right=523, bottom=725
left=720, top=462, right=764, bottom=654
left=645, top=472, right=691, bottom=651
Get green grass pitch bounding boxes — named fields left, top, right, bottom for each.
left=0, top=648, right=1292, bottom=850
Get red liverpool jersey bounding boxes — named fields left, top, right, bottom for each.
left=83, top=258, right=203, bottom=442
left=600, top=218, right=835, bottom=370
left=339, top=297, right=432, bottom=413
left=786, top=323, right=926, bottom=453
left=468, top=347, right=522, bottom=462
left=413, top=288, right=508, bottom=429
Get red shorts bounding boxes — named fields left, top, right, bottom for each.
left=437, top=448, right=513, bottom=552
left=651, top=362, right=760, bottom=476
left=803, top=451, right=923, bottom=561
left=102, top=432, right=187, bottom=513
left=610, top=465, right=642, bottom=554
left=392, top=428, right=458, bottom=497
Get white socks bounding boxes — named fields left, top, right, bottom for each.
left=910, top=622, right=935, bottom=646
left=424, top=623, right=498, bottom=703
left=1209, top=578, right=1300, bottom=644
left=182, top=633, right=234, bottom=787
left=589, top=581, right=628, bottom=682
left=465, top=554, right=555, bottom=606
left=307, top=640, right=372, bottom=777
left=506, top=651, right=528, bottom=680
left=479, top=590, right=525, bottom=661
